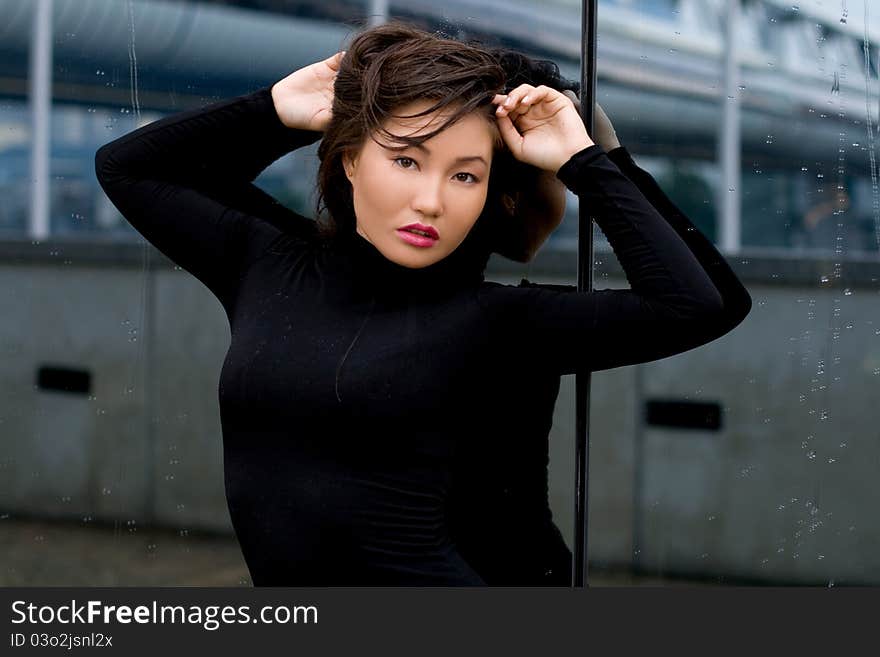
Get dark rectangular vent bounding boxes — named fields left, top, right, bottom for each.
left=36, top=366, right=91, bottom=395
left=644, top=400, right=722, bottom=431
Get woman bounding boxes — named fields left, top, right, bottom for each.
left=450, top=87, right=754, bottom=586
left=446, top=50, right=578, bottom=586
left=95, top=20, right=748, bottom=585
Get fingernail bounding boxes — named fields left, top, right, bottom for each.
left=522, top=95, right=530, bottom=103
left=504, top=98, right=512, bottom=107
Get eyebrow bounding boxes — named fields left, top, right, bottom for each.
left=384, top=143, right=488, bottom=166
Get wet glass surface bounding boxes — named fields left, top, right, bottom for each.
left=1, top=0, right=878, bottom=586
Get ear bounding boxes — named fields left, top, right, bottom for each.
left=342, top=151, right=358, bottom=180
left=500, top=192, right=517, bottom=217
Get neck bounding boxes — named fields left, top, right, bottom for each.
left=332, top=221, right=493, bottom=299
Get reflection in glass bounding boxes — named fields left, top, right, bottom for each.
left=1, top=0, right=879, bottom=587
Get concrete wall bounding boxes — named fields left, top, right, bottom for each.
left=542, top=276, right=880, bottom=585
left=1, top=241, right=878, bottom=584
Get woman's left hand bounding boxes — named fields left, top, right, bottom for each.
left=562, top=90, right=621, bottom=152
left=493, top=84, right=595, bottom=173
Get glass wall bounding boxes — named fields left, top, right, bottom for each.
left=5, top=0, right=876, bottom=258
left=1, top=0, right=879, bottom=587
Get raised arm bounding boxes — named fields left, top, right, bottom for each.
left=94, top=52, right=344, bottom=309
left=604, top=144, right=752, bottom=332
left=94, top=82, right=323, bottom=308
left=480, top=143, right=737, bottom=375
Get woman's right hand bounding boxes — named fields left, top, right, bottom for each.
left=271, top=50, right=345, bottom=132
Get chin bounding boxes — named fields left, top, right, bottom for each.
left=399, top=255, right=439, bottom=269
left=391, top=247, right=445, bottom=269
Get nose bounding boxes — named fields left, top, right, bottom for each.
left=410, top=177, right=444, bottom=217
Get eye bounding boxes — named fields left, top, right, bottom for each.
left=392, top=157, right=480, bottom=184
left=392, top=156, right=417, bottom=169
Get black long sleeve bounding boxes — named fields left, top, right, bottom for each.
left=603, top=144, right=752, bottom=332
left=479, top=144, right=749, bottom=375
left=94, top=85, right=321, bottom=309
left=93, top=84, right=751, bottom=586
left=454, top=143, right=753, bottom=585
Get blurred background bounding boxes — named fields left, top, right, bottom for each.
left=1, top=0, right=878, bottom=586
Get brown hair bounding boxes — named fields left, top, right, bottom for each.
left=314, top=20, right=508, bottom=242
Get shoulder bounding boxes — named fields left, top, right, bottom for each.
left=477, top=278, right=577, bottom=302
left=260, top=224, right=327, bottom=254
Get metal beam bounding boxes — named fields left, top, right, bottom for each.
left=719, top=0, right=742, bottom=254
left=28, top=0, right=52, bottom=241
left=573, top=0, right=598, bottom=589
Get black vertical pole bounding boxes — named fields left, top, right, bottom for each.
left=573, top=0, right=598, bottom=588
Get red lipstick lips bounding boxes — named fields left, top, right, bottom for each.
left=397, top=223, right=439, bottom=248
left=400, top=223, right=439, bottom=239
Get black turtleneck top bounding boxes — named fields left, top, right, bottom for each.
left=95, top=84, right=750, bottom=586
left=451, top=147, right=753, bottom=586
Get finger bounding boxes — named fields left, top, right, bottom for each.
left=495, top=85, right=541, bottom=119
left=327, top=50, right=346, bottom=70
left=506, top=86, right=550, bottom=122
left=494, top=85, right=532, bottom=117
left=494, top=113, right=523, bottom=154
left=503, top=84, right=536, bottom=109
left=522, top=86, right=552, bottom=104
left=506, top=103, right=531, bottom=124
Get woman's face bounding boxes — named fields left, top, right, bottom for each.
left=343, top=100, right=494, bottom=268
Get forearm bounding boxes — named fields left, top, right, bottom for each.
left=556, top=145, right=723, bottom=316
left=96, top=85, right=322, bottom=188
left=606, top=145, right=751, bottom=326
